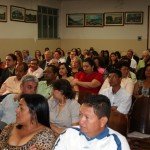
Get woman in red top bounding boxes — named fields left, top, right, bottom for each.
left=73, top=57, right=103, bottom=94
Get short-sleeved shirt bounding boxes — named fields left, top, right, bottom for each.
left=27, top=67, right=43, bottom=79
left=53, top=126, right=130, bottom=150
left=99, top=77, right=134, bottom=96
left=0, top=94, right=18, bottom=124
left=138, top=80, right=150, bottom=97
left=100, top=87, right=132, bottom=114
left=75, top=71, right=103, bottom=94
left=137, top=59, right=145, bottom=70
left=37, top=81, right=53, bottom=99
left=48, top=99, right=80, bottom=128
left=0, top=76, right=21, bottom=95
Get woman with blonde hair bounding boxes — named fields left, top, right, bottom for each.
left=71, top=56, right=82, bottom=77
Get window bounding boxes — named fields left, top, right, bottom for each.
left=38, top=6, right=58, bottom=39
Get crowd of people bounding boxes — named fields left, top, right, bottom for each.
left=0, top=47, right=150, bottom=149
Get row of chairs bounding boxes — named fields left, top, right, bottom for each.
left=77, top=92, right=150, bottom=150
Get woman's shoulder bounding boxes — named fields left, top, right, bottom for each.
left=30, top=127, right=56, bottom=149
left=0, top=123, right=15, bottom=140
left=67, top=99, right=80, bottom=108
left=36, top=127, right=55, bottom=137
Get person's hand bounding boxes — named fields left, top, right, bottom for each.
left=111, top=106, right=117, bottom=111
left=28, top=145, right=37, bottom=150
left=14, top=93, right=22, bottom=101
left=71, top=79, right=78, bottom=86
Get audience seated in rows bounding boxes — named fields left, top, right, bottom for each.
left=1, top=47, right=150, bottom=150
left=100, top=69, right=132, bottom=114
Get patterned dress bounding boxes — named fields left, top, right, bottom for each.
left=138, top=80, right=150, bottom=97
left=0, top=123, right=56, bottom=150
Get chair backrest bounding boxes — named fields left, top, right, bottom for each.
left=108, top=110, right=128, bottom=137
left=76, top=91, right=95, bottom=105
left=129, top=96, right=150, bottom=134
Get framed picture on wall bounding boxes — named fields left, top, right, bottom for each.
left=25, top=9, right=37, bottom=23
left=0, top=5, right=7, bottom=22
left=10, top=5, right=25, bottom=22
left=66, top=14, right=84, bottom=27
left=125, top=12, right=143, bottom=24
left=148, top=6, right=150, bottom=50
left=104, top=12, right=124, bottom=26
left=85, top=13, right=104, bottom=27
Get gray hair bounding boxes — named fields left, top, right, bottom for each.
left=21, top=74, right=39, bottom=85
left=142, top=50, right=150, bottom=56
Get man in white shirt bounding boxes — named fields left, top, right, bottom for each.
left=52, top=95, right=130, bottom=150
left=99, top=62, right=135, bottom=96
left=53, top=49, right=66, bottom=63
left=126, top=49, right=137, bottom=71
left=0, top=62, right=28, bottom=96
left=100, top=69, right=132, bottom=114
left=28, top=58, right=43, bottom=79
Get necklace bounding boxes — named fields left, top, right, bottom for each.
left=59, top=103, right=65, bottom=106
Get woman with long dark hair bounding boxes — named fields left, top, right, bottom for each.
left=0, top=94, right=56, bottom=149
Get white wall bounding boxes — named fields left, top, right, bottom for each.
left=60, top=0, right=149, bottom=40
left=0, top=0, right=61, bottom=60
left=0, top=0, right=60, bottom=39
left=0, top=0, right=150, bottom=60
left=60, top=0, right=150, bottom=55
